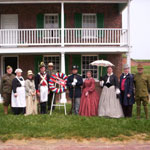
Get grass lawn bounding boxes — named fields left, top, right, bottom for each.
left=0, top=103, right=150, bottom=142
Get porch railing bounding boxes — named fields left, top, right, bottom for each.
left=0, top=28, right=128, bottom=46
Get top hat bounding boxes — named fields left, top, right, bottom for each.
left=123, top=64, right=129, bottom=69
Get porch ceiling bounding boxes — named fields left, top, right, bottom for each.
left=0, top=0, right=128, bottom=4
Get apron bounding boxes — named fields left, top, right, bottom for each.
left=40, top=86, right=48, bottom=103
left=11, top=76, right=26, bottom=108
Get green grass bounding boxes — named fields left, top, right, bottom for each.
left=0, top=104, right=150, bottom=142
left=131, top=65, right=150, bottom=75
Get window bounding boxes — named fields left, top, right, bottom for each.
left=82, top=14, right=97, bottom=38
left=44, top=14, right=59, bottom=39
left=82, top=55, right=98, bottom=79
left=44, top=14, right=59, bottom=28
left=44, top=55, right=60, bottom=72
left=82, top=14, right=97, bottom=28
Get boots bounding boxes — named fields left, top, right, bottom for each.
left=144, top=106, right=149, bottom=119
left=137, top=106, right=141, bottom=119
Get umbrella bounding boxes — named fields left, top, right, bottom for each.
left=90, top=60, right=114, bottom=77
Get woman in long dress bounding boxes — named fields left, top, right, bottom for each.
left=11, top=68, right=26, bottom=115
left=25, top=70, right=37, bottom=116
left=98, top=66, right=124, bottom=118
left=79, top=71, right=99, bottom=116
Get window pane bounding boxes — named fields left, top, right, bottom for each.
left=82, top=55, right=98, bottom=79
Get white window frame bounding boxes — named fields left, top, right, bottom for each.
left=82, top=13, right=97, bottom=39
left=44, top=13, right=59, bottom=29
left=81, top=55, right=98, bottom=81
left=82, top=13, right=97, bottom=28
left=43, top=55, right=60, bottom=72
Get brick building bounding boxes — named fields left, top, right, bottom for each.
left=0, top=0, right=130, bottom=81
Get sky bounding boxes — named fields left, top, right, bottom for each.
left=122, top=0, right=150, bottom=60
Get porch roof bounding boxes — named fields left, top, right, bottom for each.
left=0, top=0, right=128, bottom=4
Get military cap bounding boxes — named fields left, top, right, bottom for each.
left=72, top=65, right=79, bottom=70
left=137, top=64, right=144, bottom=69
left=6, top=65, right=12, bottom=70
left=39, top=62, right=45, bottom=68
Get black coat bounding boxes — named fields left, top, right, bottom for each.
left=12, top=77, right=23, bottom=93
left=102, top=74, right=119, bottom=88
left=35, top=73, right=50, bottom=91
left=67, top=74, right=83, bottom=98
left=120, top=73, right=135, bottom=106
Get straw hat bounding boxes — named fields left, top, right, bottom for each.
left=48, top=62, right=54, bottom=67
left=137, top=64, right=144, bottom=69
left=15, top=68, right=23, bottom=73
left=27, top=70, right=34, bottom=76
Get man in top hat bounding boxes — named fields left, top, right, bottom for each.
left=134, top=64, right=150, bottom=119
left=1, top=66, right=15, bottom=114
left=35, top=62, right=50, bottom=114
left=46, top=62, right=57, bottom=111
left=120, top=64, right=135, bottom=118
left=67, top=65, right=83, bottom=115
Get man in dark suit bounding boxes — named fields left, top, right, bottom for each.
left=67, top=65, right=83, bottom=115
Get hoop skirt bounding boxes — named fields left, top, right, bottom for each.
left=98, top=85, right=124, bottom=118
left=79, top=78, right=99, bottom=116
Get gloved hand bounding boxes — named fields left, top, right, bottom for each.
left=72, top=82, right=76, bottom=86
left=100, top=80, right=104, bottom=87
left=73, top=78, right=78, bottom=83
left=116, top=88, right=120, bottom=94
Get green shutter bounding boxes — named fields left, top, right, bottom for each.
left=65, top=54, right=69, bottom=75
left=34, top=55, right=43, bottom=74
left=97, top=13, right=104, bottom=37
left=36, top=14, right=44, bottom=28
left=99, top=54, right=107, bottom=78
left=75, top=13, right=82, bottom=37
left=75, top=13, right=82, bottom=28
left=72, top=54, right=81, bottom=74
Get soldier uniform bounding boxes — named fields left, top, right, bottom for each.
left=134, top=64, right=150, bottom=119
left=1, top=66, right=15, bottom=107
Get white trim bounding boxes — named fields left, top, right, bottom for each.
left=0, top=1, right=128, bottom=4
left=1, top=55, right=19, bottom=76
left=0, top=46, right=128, bottom=54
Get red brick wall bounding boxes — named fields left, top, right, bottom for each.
left=19, top=55, right=35, bottom=79
left=0, top=3, right=122, bottom=29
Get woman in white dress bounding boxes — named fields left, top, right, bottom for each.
left=11, top=68, right=26, bottom=115
left=25, top=70, right=37, bottom=116
left=98, top=66, right=124, bottom=118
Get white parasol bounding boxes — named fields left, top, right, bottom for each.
left=90, top=60, right=114, bottom=77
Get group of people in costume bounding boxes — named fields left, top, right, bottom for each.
left=1, top=62, right=150, bottom=119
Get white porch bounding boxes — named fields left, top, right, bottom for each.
left=0, top=28, right=128, bottom=47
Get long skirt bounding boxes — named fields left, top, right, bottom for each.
left=25, top=96, right=38, bottom=115
left=79, top=91, right=99, bottom=117
left=98, top=86, right=124, bottom=118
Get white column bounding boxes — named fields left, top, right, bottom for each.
left=60, top=52, right=67, bottom=103
left=61, top=2, right=64, bottom=47
left=127, top=0, right=131, bottom=71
